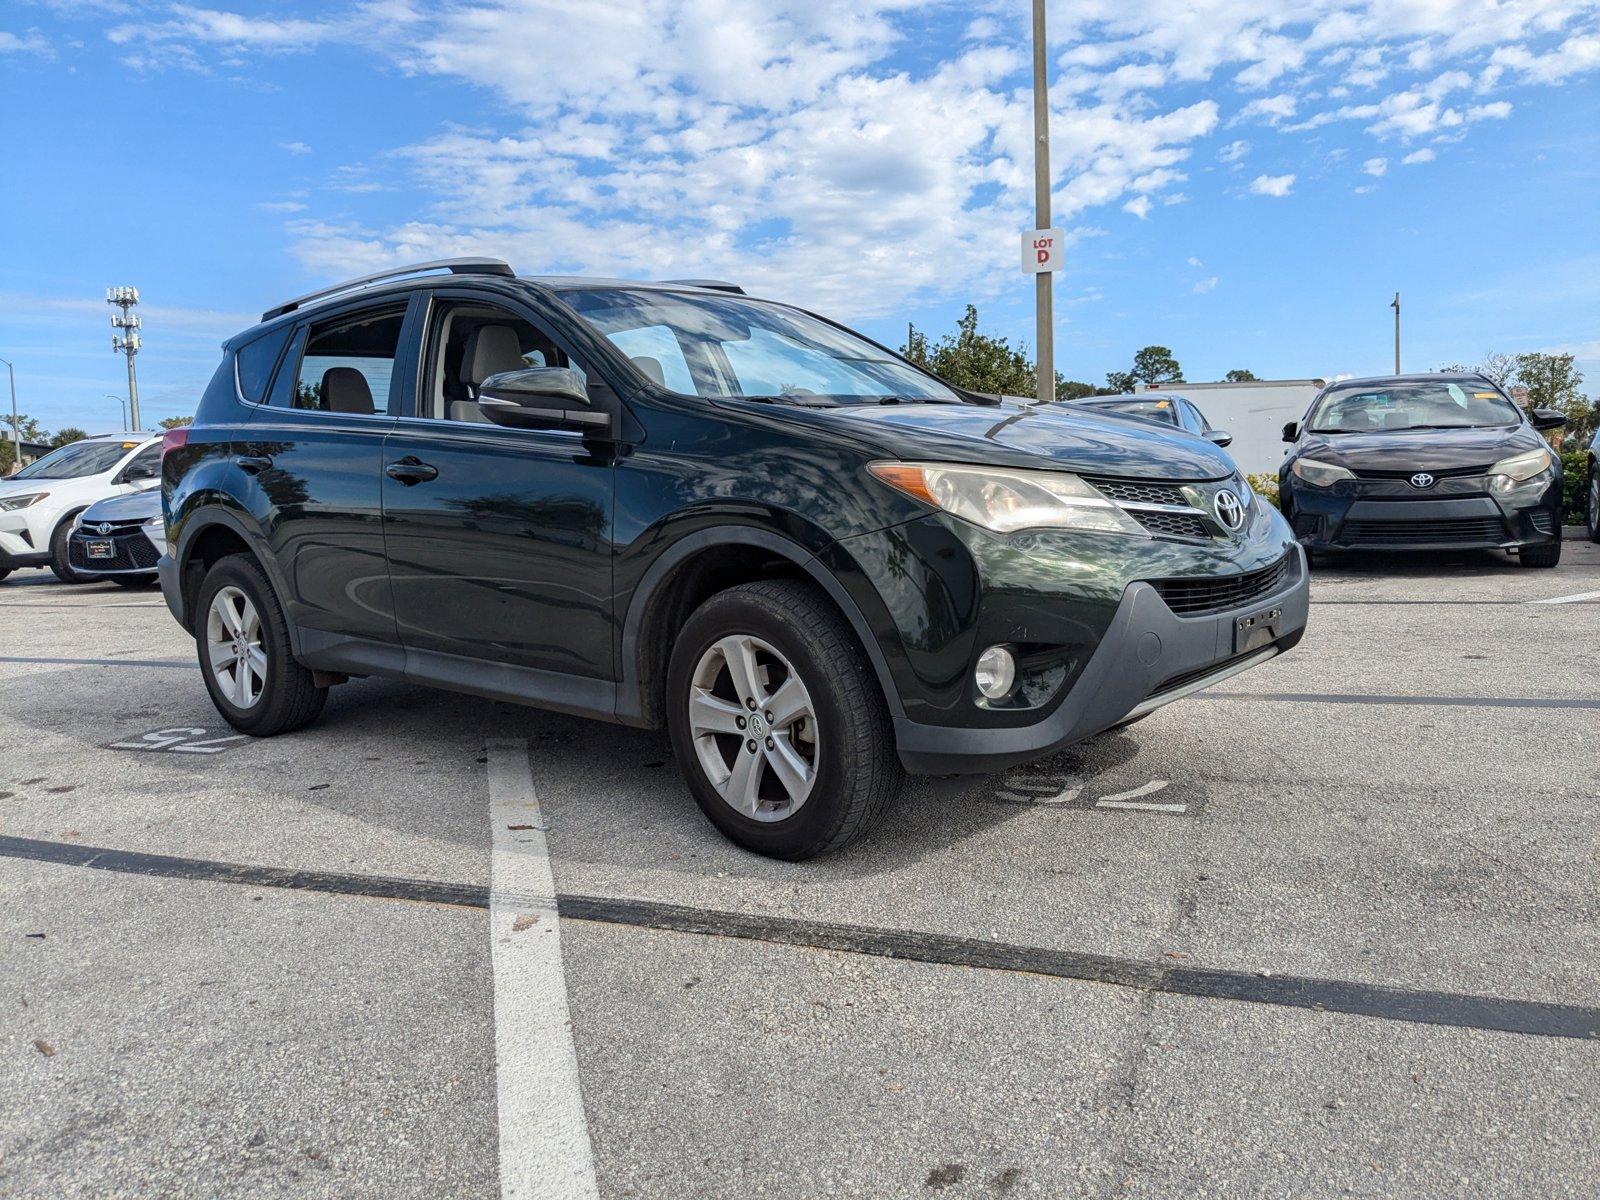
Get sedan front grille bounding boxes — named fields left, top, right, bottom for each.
left=1340, top=518, right=1506, bottom=545
left=1150, top=553, right=1293, bottom=617
left=69, top=531, right=159, bottom=571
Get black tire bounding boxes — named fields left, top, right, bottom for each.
left=666, top=580, right=902, bottom=860
left=48, top=515, right=89, bottom=584
left=1587, top=463, right=1599, bottom=544
left=194, top=553, right=327, bottom=736
left=1518, top=539, right=1561, bottom=568
left=0, top=567, right=11, bottom=583
left=111, top=575, right=158, bottom=588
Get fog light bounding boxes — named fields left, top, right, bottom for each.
left=975, top=645, right=1017, bottom=700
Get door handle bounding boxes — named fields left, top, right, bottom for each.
left=234, top=454, right=273, bottom=474
left=385, top=457, right=439, bottom=485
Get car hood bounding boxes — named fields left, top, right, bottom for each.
left=1295, top=423, right=1540, bottom=472
left=822, top=401, right=1235, bottom=481
left=81, top=489, right=160, bottom=522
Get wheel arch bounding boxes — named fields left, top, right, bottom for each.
left=173, top=508, right=296, bottom=646
left=617, top=526, right=904, bottom=730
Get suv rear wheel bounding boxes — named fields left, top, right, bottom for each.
left=195, top=554, right=327, bottom=736
left=667, top=580, right=901, bottom=860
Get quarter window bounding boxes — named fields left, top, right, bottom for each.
left=235, top=325, right=293, bottom=403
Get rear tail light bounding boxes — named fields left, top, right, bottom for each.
left=161, top=427, right=189, bottom=458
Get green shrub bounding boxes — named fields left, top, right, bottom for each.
left=1560, top=447, right=1591, bottom=523
left=1246, top=472, right=1280, bottom=510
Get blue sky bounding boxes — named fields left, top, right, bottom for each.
left=2, top=0, right=1598, bottom=435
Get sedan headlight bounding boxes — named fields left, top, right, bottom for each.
left=868, top=462, right=1148, bottom=537
left=1290, top=458, right=1355, bottom=487
left=1488, top=448, right=1554, bottom=482
left=0, top=491, right=49, bottom=511
left=143, top=515, right=164, bottom=527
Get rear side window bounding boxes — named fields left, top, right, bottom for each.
left=234, top=325, right=293, bottom=403
left=291, top=304, right=407, bottom=415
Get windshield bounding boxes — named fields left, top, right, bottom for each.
left=14, top=439, right=136, bottom=479
left=1307, top=381, right=1520, bottom=433
left=1089, top=399, right=1180, bottom=425
left=563, top=288, right=959, bottom=404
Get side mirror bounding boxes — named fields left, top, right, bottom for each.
left=1529, top=407, right=1567, bottom=431
left=479, top=367, right=611, bottom=433
left=1281, top=421, right=1299, bottom=443
left=123, top=462, right=159, bottom=482
left=1205, top=429, right=1233, bottom=448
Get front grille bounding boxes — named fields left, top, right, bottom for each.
left=1340, top=518, right=1505, bottom=545
left=1150, top=553, right=1293, bottom=617
left=69, top=531, right=159, bottom=571
left=1132, top=510, right=1211, bottom=539
left=1350, top=464, right=1491, bottom=480
left=1082, top=477, right=1190, bottom=506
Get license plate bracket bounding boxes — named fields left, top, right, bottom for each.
left=86, top=539, right=115, bottom=560
left=1234, top=605, right=1282, bottom=653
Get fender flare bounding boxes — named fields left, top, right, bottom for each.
left=616, top=525, right=905, bottom=725
left=171, top=507, right=300, bottom=651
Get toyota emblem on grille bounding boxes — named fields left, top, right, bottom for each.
left=1213, top=489, right=1246, bottom=532
left=94, top=522, right=113, bottom=535
left=1409, top=472, right=1436, bottom=489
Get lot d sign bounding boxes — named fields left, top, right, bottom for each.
left=1022, top=228, right=1064, bottom=274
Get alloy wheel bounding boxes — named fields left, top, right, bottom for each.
left=688, top=634, right=819, bottom=822
left=206, top=585, right=266, bottom=709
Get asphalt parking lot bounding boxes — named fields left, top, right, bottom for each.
left=3, top=534, right=1598, bottom=1199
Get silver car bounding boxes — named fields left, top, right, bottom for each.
left=67, top=489, right=163, bottom=585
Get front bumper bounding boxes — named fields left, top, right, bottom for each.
left=895, top=543, right=1309, bottom=774
left=0, top=514, right=47, bottom=568
left=1285, top=475, right=1562, bottom=552
left=67, top=525, right=162, bottom=577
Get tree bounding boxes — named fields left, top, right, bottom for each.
left=1437, top=353, right=1516, bottom=387
left=903, top=306, right=1035, bottom=398
left=1514, top=351, right=1594, bottom=447
left=48, top=427, right=87, bottom=447
left=1223, top=368, right=1258, bottom=382
left=2, top=411, right=47, bottom=442
left=1106, top=345, right=1183, bottom=393
left=1054, top=378, right=1096, bottom=401
left=159, top=415, right=194, bottom=429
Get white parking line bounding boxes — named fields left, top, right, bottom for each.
left=1529, top=590, right=1600, bottom=605
left=1094, top=780, right=1186, bottom=813
left=486, top=738, right=599, bottom=1200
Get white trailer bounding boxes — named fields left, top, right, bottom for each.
left=1160, top=379, right=1326, bottom=477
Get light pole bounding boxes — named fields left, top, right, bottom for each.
left=1032, top=0, right=1053, bottom=405
left=108, top=286, right=142, bottom=430
left=106, top=393, right=128, bottom=431
left=1390, top=291, right=1401, bottom=374
left=0, top=356, right=18, bottom=474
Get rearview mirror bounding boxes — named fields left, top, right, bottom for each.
left=479, top=367, right=610, bottom=433
left=1205, top=429, right=1233, bottom=448
left=1529, top=407, right=1567, bottom=431
left=1281, top=421, right=1299, bottom=443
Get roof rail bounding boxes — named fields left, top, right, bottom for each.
left=262, top=257, right=516, bottom=321
left=658, top=278, right=745, bottom=294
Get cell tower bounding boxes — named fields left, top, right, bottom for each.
left=108, top=286, right=142, bottom=431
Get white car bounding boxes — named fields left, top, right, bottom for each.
left=0, top=432, right=164, bottom=584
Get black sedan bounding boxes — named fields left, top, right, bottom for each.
left=1279, top=373, right=1566, bottom=566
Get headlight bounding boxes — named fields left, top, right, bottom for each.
left=143, top=515, right=164, bottom=527
left=868, top=462, right=1148, bottom=537
left=1488, top=448, right=1553, bottom=483
left=1290, top=458, right=1355, bottom=487
left=0, top=491, right=50, bottom=511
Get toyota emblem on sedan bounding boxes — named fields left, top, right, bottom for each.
left=1213, top=489, right=1246, bottom=532
left=94, top=522, right=114, bottom=535
left=1409, top=472, right=1436, bottom=489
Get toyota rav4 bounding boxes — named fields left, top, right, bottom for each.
left=160, top=259, right=1308, bottom=859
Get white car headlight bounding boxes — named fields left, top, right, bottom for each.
left=1291, top=458, right=1355, bottom=487
left=868, top=462, right=1148, bottom=537
left=0, top=491, right=49, bottom=511
left=1488, top=447, right=1553, bottom=482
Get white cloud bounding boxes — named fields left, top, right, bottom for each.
left=1250, top=173, right=1295, bottom=197
left=1217, top=138, right=1251, bottom=163
left=1236, top=93, right=1297, bottom=124
left=279, top=141, right=313, bottom=155
left=0, top=29, right=52, bottom=57
left=1186, top=256, right=1204, bottom=267
left=1402, top=147, right=1436, bottom=164
left=258, top=200, right=307, bottom=213
left=1123, top=196, right=1153, bottom=219
left=1193, top=276, right=1218, bottom=293
left=1362, top=156, right=1387, bottom=176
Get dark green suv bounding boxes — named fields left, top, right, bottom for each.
left=159, top=259, right=1307, bottom=859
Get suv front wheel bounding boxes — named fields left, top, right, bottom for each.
left=667, top=580, right=902, bottom=860
left=195, top=554, right=327, bottom=736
